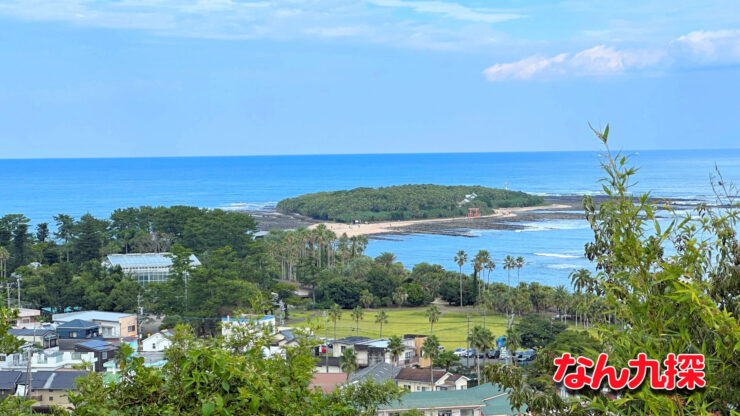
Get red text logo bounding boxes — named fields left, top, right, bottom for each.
left=553, top=353, right=705, bottom=390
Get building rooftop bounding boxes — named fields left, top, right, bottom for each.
left=395, top=367, right=449, bottom=383
left=105, top=253, right=201, bottom=268
left=378, top=383, right=516, bottom=415
left=221, top=315, right=275, bottom=322
left=57, top=319, right=99, bottom=330
left=0, top=370, right=88, bottom=391
left=0, top=371, right=23, bottom=390
left=17, top=308, right=41, bottom=318
left=8, top=328, right=57, bottom=337
left=76, top=339, right=117, bottom=352
left=354, top=338, right=389, bottom=349
left=53, top=311, right=135, bottom=323
left=348, top=362, right=400, bottom=384
left=333, top=336, right=371, bottom=345
left=309, top=372, right=347, bottom=394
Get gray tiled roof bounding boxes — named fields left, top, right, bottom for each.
left=347, top=362, right=400, bottom=384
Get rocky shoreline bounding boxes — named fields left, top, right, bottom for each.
left=244, top=194, right=706, bottom=238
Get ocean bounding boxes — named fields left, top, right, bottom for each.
left=2, top=149, right=738, bottom=288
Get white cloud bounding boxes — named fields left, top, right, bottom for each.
left=367, top=0, right=523, bottom=23
left=483, top=53, right=568, bottom=81
left=0, top=0, right=519, bottom=49
left=674, top=29, right=740, bottom=59
left=483, top=45, right=664, bottom=81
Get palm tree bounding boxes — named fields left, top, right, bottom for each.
left=553, top=285, right=568, bottom=322
left=515, top=256, right=525, bottom=285
left=570, top=268, right=593, bottom=294
left=485, top=259, right=496, bottom=286
left=392, top=287, right=407, bottom=308
left=468, top=325, right=494, bottom=382
left=425, top=304, right=440, bottom=334
left=0, top=247, right=9, bottom=308
left=374, top=311, right=389, bottom=338
left=421, top=335, right=441, bottom=389
left=473, top=250, right=490, bottom=304
left=387, top=335, right=404, bottom=370
left=350, top=306, right=364, bottom=336
left=453, top=250, right=468, bottom=310
left=503, top=255, right=515, bottom=287
left=340, top=347, right=357, bottom=376
left=360, top=290, right=374, bottom=308
left=328, top=304, right=342, bottom=342
left=375, top=252, right=397, bottom=271
left=503, top=256, right=516, bottom=316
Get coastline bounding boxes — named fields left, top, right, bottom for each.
left=306, top=204, right=571, bottom=237
left=247, top=194, right=705, bottom=238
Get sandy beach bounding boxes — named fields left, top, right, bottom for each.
left=307, top=204, right=571, bottom=237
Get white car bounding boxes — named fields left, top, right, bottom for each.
left=452, top=348, right=467, bottom=357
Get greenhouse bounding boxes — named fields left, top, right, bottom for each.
left=103, top=253, right=201, bottom=285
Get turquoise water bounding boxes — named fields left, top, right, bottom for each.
left=1, top=149, right=737, bottom=287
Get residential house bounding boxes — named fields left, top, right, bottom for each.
left=273, top=329, right=299, bottom=347
left=8, top=328, right=58, bottom=349
left=353, top=339, right=393, bottom=367
left=394, top=367, right=469, bottom=392
left=53, top=311, right=138, bottom=340
left=376, top=383, right=518, bottom=416
left=331, top=336, right=371, bottom=357
left=347, top=362, right=400, bottom=385
left=121, top=336, right=138, bottom=351
left=74, top=340, right=117, bottom=372
left=0, top=350, right=96, bottom=372
left=401, top=334, right=430, bottom=368
left=56, top=319, right=101, bottom=340
left=0, top=370, right=89, bottom=411
left=13, top=308, right=41, bottom=329
left=314, top=356, right=342, bottom=374
left=141, top=331, right=173, bottom=352
left=0, top=371, right=21, bottom=399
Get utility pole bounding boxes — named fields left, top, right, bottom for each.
left=323, top=311, right=329, bottom=373
left=1, top=255, right=9, bottom=308
left=16, top=274, right=21, bottom=309
left=466, top=314, right=471, bottom=367
left=137, top=293, right=142, bottom=340
left=25, top=325, right=36, bottom=398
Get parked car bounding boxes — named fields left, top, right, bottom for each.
left=486, top=349, right=500, bottom=359
left=517, top=349, right=536, bottom=362
left=461, top=348, right=478, bottom=358
left=499, top=349, right=512, bottom=361
left=452, top=348, right=467, bottom=357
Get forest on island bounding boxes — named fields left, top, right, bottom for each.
left=276, top=184, right=545, bottom=222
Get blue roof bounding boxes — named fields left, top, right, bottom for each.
left=58, top=319, right=98, bottom=329
left=77, top=339, right=116, bottom=351
left=9, top=328, right=57, bottom=337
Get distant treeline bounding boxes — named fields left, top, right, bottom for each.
left=277, top=184, right=545, bottom=222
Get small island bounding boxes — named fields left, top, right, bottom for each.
left=277, top=184, right=545, bottom=223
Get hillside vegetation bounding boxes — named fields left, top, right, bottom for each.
left=277, top=184, right=545, bottom=222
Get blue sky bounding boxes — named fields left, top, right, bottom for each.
left=0, top=0, right=739, bottom=158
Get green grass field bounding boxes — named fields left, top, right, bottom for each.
left=288, top=307, right=512, bottom=350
